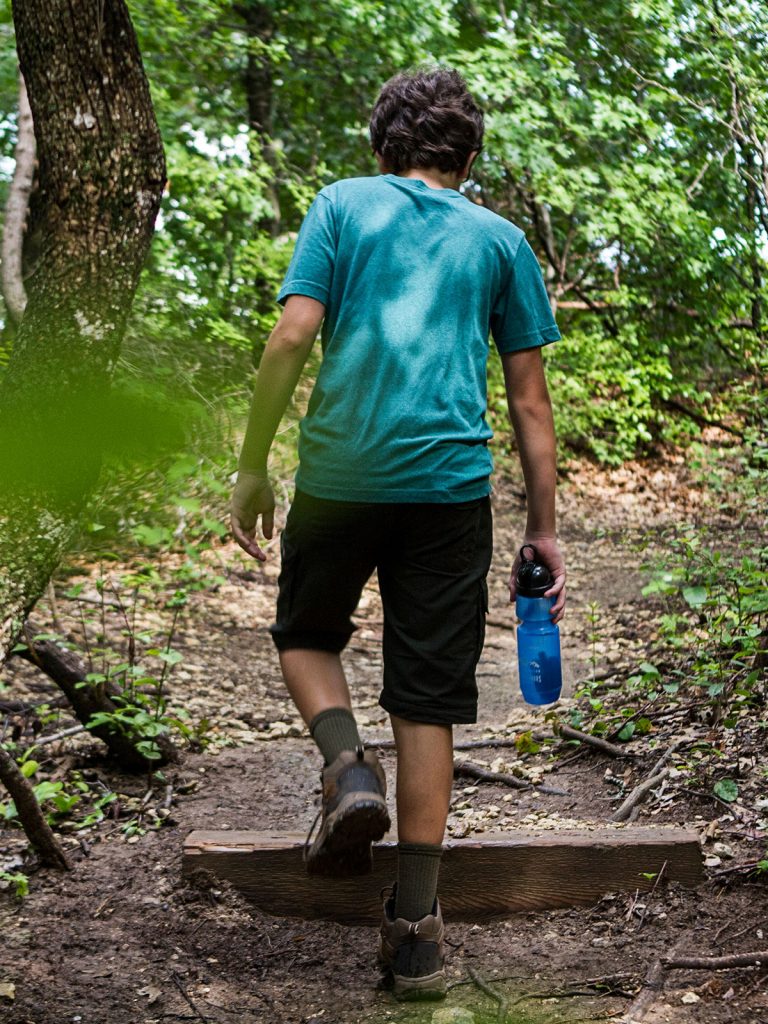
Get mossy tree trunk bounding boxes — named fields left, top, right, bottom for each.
left=0, top=0, right=166, bottom=664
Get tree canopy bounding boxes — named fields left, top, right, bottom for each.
left=1, top=0, right=766, bottom=463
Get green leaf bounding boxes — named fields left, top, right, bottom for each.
left=683, top=586, right=708, bottom=607
left=713, top=779, right=739, bottom=803
left=617, top=721, right=636, bottom=741
left=20, top=760, right=40, bottom=778
left=514, top=730, right=541, bottom=754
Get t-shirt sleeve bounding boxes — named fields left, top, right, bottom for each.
left=490, top=238, right=561, bottom=354
left=276, top=192, right=336, bottom=306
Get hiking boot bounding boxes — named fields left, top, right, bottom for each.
left=378, top=885, right=447, bottom=1001
left=304, top=746, right=390, bottom=877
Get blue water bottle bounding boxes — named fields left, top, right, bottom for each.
left=515, top=544, right=562, bottom=705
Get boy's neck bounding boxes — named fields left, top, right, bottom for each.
left=397, top=166, right=462, bottom=191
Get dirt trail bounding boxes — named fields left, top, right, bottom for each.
left=0, top=453, right=765, bottom=1024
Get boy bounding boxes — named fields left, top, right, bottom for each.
left=230, top=66, right=566, bottom=1001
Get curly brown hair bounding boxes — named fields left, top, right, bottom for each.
left=369, top=67, right=484, bottom=175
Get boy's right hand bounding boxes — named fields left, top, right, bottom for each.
left=230, top=471, right=275, bottom=562
left=508, top=535, right=566, bottom=624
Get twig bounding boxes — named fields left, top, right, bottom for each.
left=454, top=759, right=569, bottom=796
left=367, top=736, right=548, bottom=752
left=664, top=951, right=768, bottom=970
left=171, top=971, right=211, bottom=1022
left=636, top=860, right=667, bottom=930
left=712, top=859, right=767, bottom=878
left=622, top=948, right=768, bottom=1022
left=555, top=723, right=634, bottom=759
left=467, top=966, right=510, bottom=1022
left=22, top=723, right=86, bottom=749
left=612, top=742, right=683, bottom=823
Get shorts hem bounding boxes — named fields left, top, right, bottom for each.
left=378, top=694, right=477, bottom=726
left=270, top=627, right=353, bottom=654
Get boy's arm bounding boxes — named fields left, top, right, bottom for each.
left=230, top=295, right=325, bottom=561
left=501, top=346, right=566, bottom=622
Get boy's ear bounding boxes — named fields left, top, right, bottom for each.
left=463, top=149, right=481, bottom=179
left=373, top=150, right=390, bottom=174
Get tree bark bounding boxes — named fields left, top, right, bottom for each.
left=1, top=70, right=35, bottom=325
left=0, top=0, right=166, bottom=664
left=0, top=742, right=70, bottom=869
left=239, top=0, right=281, bottom=232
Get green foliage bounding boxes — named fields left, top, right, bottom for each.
left=640, top=524, right=767, bottom=724
left=1, top=0, right=767, bottom=470
left=0, top=870, right=29, bottom=899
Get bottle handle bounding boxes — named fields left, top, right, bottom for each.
left=520, top=543, right=538, bottom=563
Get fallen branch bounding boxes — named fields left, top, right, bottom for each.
left=0, top=742, right=70, bottom=869
left=622, top=948, right=768, bottom=1022
left=367, top=736, right=549, bottom=753
left=555, top=723, right=634, bottom=759
left=454, top=759, right=568, bottom=796
left=19, top=621, right=179, bottom=771
left=22, top=723, right=86, bottom=748
left=664, top=951, right=768, bottom=970
left=712, top=859, right=768, bottom=879
left=612, top=743, right=683, bottom=823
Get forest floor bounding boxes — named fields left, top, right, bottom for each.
left=0, top=440, right=766, bottom=1024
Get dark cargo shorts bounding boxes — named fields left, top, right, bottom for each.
left=270, top=489, right=493, bottom=725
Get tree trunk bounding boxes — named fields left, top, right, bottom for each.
left=1, top=70, right=35, bottom=325
left=0, top=0, right=166, bottom=664
left=239, top=0, right=281, bottom=232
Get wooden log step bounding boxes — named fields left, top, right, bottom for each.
left=182, top=827, right=702, bottom=925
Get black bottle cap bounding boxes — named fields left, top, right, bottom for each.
left=515, top=544, right=553, bottom=597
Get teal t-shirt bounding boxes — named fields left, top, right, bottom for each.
left=277, top=173, right=560, bottom=502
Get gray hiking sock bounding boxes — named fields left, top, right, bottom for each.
left=395, top=841, right=443, bottom=921
left=309, top=707, right=362, bottom=765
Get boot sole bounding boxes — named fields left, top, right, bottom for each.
left=306, top=792, right=390, bottom=877
left=392, top=970, right=447, bottom=1001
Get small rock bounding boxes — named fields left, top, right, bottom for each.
left=432, top=1009, right=475, bottom=1024
left=704, top=855, right=722, bottom=868
left=712, top=842, right=734, bottom=859
left=590, top=937, right=609, bottom=947
left=681, top=991, right=700, bottom=1004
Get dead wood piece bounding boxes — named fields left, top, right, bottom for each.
left=454, top=759, right=568, bottom=797
left=22, top=723, right=86, bottom=748
left=556, top=723, right=634, bottom=759
left=182, top=827, right=703, bottom=923
left=0, top=741, right=70, bottom=869
left=368, top=736, right=549, bottom=753
left=622, top=948, right=768, bottom=1022
left=613, top=741, right=684, bottom=823
left=664, top=951, right=768, bottom=970
left=18, top=622, right=179, bottom=771
left=621, top=958, right=665, bottom=1023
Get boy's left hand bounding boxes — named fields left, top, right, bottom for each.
left=508, top=535, right=566, bottom=624
left=230, top=472, right=275, bottom=562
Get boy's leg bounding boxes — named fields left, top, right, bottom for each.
left=270, top=492, right=390, bottom=872
left=279, top=649, right=361, bottom=765
left=376, top=498, right=492, bottom=999
left=390, top=715, right=453, bottom=920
